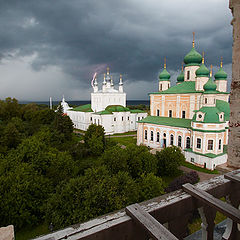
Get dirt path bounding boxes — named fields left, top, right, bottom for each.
left=180, top=166, right=220, bottom=182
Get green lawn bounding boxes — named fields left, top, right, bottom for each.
left=182, top=161, right=219, bottom=174
left=110, top=131, right=137, bottom=136
left=110, top=136, right=137, bottom=147
left=16, top=222, right=49, bottom=240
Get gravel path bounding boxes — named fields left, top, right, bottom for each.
left=180, top=166, right=220, bottom=182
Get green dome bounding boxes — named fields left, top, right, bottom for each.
left=196, top=63, right=210, bottom=77
left=192, top=107, right=222, bottom=123
left=184, top=47, right=202, bottom=66
left=159, top=68, right=170, bottom=81
left=203, top=77, right=217, bottom=92
left=214, top=67, right=227, bottom=80
left=105, top=105, right=130, bottom=112
left=177, top=70, right=184, bottom=82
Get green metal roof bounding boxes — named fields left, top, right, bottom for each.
left=216, top=99, right=230, bottom=121
left=184, top=47, right=202, bottom=66
left=94, top=110, right=112, bottom=115
left=138, top=116, right=192, bottom=128
left=159, top=68, right=171, bottom=81
left=214, top=67, right=227, bottom=80
left=71, top=104, right=93, bottom=112
left=105, top=105, right=130, bottom=112
left=149, top=81, right=201, bottom=94
left=192, top=107, right=222, bottom=123
left=204, top=77, right=217, bottom=92
left=195, top=63, right=210, bottom=77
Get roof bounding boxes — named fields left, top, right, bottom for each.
left=138, top=116, right=192, bottom=128
left=105, top=105, right=130, bottom=112
left=192, top=107, right=222, bottom=123
left=216, top=99, right=230, bottom=121
left=149, top=81, right=201, bottom=94
left=94, top=110, right=112, bottom=115
left=71, top=104, right=93, bottom=112
left=149, top=81, right=230, bottom=95
left=183, top=47, right=202, bottom=66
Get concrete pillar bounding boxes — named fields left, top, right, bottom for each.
left=228, top=0, right=240, bottom=168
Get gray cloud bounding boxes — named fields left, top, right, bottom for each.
left=0, top=0, right=233, bottom=100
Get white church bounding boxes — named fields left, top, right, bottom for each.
left=61, top=67, right=147, bottom=135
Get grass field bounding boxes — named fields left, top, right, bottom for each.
left=110, top=136, right=137, bottom=146
left=182, top=161, right=219, bottom=174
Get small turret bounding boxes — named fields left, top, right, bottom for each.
left=177, top=63, right=184, bottom=85
left=110, top=75, right=114, bottom=87
left=214, top=57, right=227, bottom=92
left=119, top=74, right=123, bottom=92
left=159, top=57, right=171, bottom=91
left=93, top=75, right=98, bottom=93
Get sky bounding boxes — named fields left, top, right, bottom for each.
left=0, top=0, right=233, bottom=101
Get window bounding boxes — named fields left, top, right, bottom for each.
left=151, top=131, right=153, bottom=141
left=168, top=84, right=170, bottom=88
left=157, top=132, right=160, bottom=142
left=205, top=98, right=207, bottom=104
left=90, top=117, right=92, bottom=121
left=170, top=134, right=174, bottom=145
left=114, top=117, right=116, bottom=121
left=219, top=139, right=222, bottom=150
left=208, top=140, right=214, bottom=150
left=191, top=158, right=195, bottom=163
left=178, top=136, right=182, bottom=147
left=157, top=109, right=160, bottom=116
left=163, top=133, right=166, bottom=137
left=197, top=138, right=201, bottom=149
left=187, top=71, right=190, bottom=80
left=122, top=117, right=124, bottom=121
left=160, top=84, right=162, bottom=91
left=138, top=117, right=140, bottom=121
left=144, top=130, right=147, bottom=140
left=198, top=114, right=202, bottom=119
left=182, top=111, right=186, bottom=119
left=186, top=137, right=191, bottom=149
left=128, top=117, right=130, bottom=120
left=169, top=110, right=172, bottom=117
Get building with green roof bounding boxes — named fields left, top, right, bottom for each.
left=137, top=35, right=230, bottom=170
left=64, top=67, right=147, bottom=134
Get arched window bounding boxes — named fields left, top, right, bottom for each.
left=170, top=134, right=174, bottom=145
left=157, top=132, right=160, bottom=142
left=144, top=130, right=147, bottom=140
left=187, top=71, right=190, bottom=80
left=205, top=98, right=208, bottom=104
left=182, top=111, right=186, bottom=119
left=169, top=110, right=172, bottom=117
left=178, top=136, right=182, bottom=147
left=151, top=131, right=154, bottom=141
left=186, top=137, right=191, bottom=149
left=160, top=84, right=162, bottom=91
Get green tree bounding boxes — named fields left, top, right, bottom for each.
left=84, top=124, right=105, bottom=156
left=138, top=173, right=165, bottom=201
left=100, top=146, right=128, bottom=174
left=156, top=146, right=185, bottom=176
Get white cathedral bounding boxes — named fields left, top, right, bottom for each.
left=61, top=67, right=147, bottom=134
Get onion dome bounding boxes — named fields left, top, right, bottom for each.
left=196, top=54, right=210, bottom=77
left=203, top=77, right=217, bottom=91
left=177, top=64, right=184, bottom=82
left=159, top=57, right=170, bottom=81
left=184, top=33, right=202, bottom=66
left=214, top=58, right=227, bottom=80
left=203, top=66, right=217, bottom=92
left=159, top=68, right=171, bottom=81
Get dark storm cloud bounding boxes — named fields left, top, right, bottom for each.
left=0, top=0, right=233, bottom=97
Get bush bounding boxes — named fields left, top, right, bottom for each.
left=165, top=171, right=199, bottom=193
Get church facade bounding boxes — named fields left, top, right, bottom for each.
left=63, top=68, right=147, bottom=134
left=137, top=37, right=230, bottom=170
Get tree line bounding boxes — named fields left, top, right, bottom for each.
left=0, top=98, right=186, bottom=233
